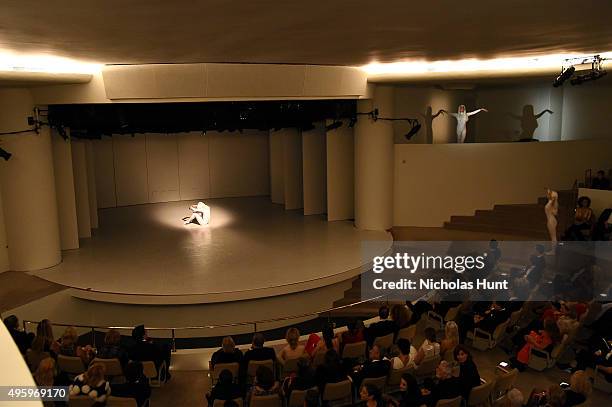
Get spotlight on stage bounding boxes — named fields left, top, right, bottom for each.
left=553, top=66, right=575, bottom=87
left=0, top=148, right=12, bottom=161
left=325, top=120, right=343, bottom=131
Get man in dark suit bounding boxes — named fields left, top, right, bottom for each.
left=129, top=325, right=172, bottom=382
left=351, top=344, right=391, bottom=389
left=241, top=332, right=276, bottom=382
left=422, top=361, right=462, bottom=407
left=366, top=305, right=396, bottom=346
left=3, top=315, right=34, bottom=354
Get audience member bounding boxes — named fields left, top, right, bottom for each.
left=453, top=345, right=481, bottom=401
left=69, top=363, right=111, bottom=404
left=282, top=357, right=316, bottom=400
left=592, top=208, right=612, bottom=241
left=33, top=357, right=56, bottom=386
left=351, top=344, right=391, bottom=389
left=248, top=365, right=280, bottom=402
left=242, top=332, right=276, bottom=382
left=421, top=361, right=461, bottom=407
left=210, top=336, right=243, bottom=369
left=58, top=326, right=94, bottom=365
left=390, top=304, right=412, bottom=331
left=440, top=321, right=459, bottom=356
left=565, top=196, right=594, bottom=241
left=459, top=301, right=510, bottom=343
left=563, top=370, right=591, bottom=407
left=35, top=319, right=60, bottom=356
left=205, top=368, right=241, bottom=406
left=366, top=305, right=396, bottom=346
left=303, top=388, right=320, bottom=407
left=406, top=300, right=433, bottom=325
left=3, top=315, right=34, bottom=354
left=97, top=328, right=129, bottom=368
left=506, top=388, right=524, bottom=407
left=111, top=361, right=152, bottom=407
left=129, top=324, right=172, bottom=382
left=390, top=338, right=417, bottom=370
left=397, top=372, right=422, bottom=407
left=546, top=385, right=567, bottom=407
left=311, top=324, right=340, bottom=359
left=314, top=350, right=346, bottom=392
left=340, top=319, right=365, bottom=347
left=26, top=335, right=50, bottom=372
left=513, top=319, right=562, bottom=371
left=279, top=327, right=305, bottom=361
left=414, top=328, right=440, bottom=365
left=591, top=170, right=610, bottom=190
left=359, top=383, right=384, bottom=407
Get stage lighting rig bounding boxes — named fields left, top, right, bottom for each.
left=553, top=55, right=607, bottom=87
left=325, top=120, right=343, bottom=131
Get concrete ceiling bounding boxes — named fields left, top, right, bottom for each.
left=1, top=1, right=611, bottom=67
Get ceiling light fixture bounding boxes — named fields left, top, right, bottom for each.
left=0, top=50, right=102, bottom=74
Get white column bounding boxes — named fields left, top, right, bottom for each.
left=71, top=140, right=91, bottom=238
left=326, top=120, right=354, bottom=221
left=269, top=130, right=284, bottom=204
left=0, top=191, right=10, bottom=272
left=281, top=128, right=303, bottom=210
left=354, top=85, right=394, bottom=231
left=85, top=140, right=99, bottom=228
left=302, top=122, right=327, bottom=215
left=0, top=88, right=61, bottom=270
left=51, top=128, right=79, bottom=250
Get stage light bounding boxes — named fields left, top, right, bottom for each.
left=325, top=120, right=343, bottom=131
left=553, top=66, right=575, bottom=87
left=570, top=69, right=607, bottom=85
left=0, top=148, right=12, bottom=161
left=0, top=49, right=101, bottom=74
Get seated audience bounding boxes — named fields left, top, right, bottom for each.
left=304, top=388, right=320, bottom=407
left=397, top=372, right=423, bottom=407
left=314, top=350, right=346, bottom=392
left=33, top=357, right=56, bottom=386
left=97, top=328, right=129, bottom=368
left=279, top=327, right=305, bottom=362
left=390, top=338, right=417, bottom=370
left=248, top=365, right=280, bottom=402
left=591, top=170, right=610, bottom=190
left=351, top=344, right=391, bottom=389
left=4, top=315, right=34, bottom=354
left=26, top=336, right=50, bottom=372
left=421, top=361, right=461, bottom=407
left=406, top=300, right=433, bottom=325
left=359, top=383, right=384, bottom=407
left=111, top=361, right=152, bottom=407
left=205, top=368, right=241, bottom=406
left=210, top=336, right=243, bottom=369
left=242, top=332, right=276, bottom=368
left=129, top=324, right=172, bottom=382
left=563, top=370, right=591, bottom=407
left=35, top=319, right=60, bottom=356
left=390, top=304, right=412, bottom=332
left=311, top=324, right=340, bottom=359
left=69, top=363, right=111, bottom=404
left=340, top=319, right=365, bottom=347
left=366, top=305, right=396, bottom=346
left=565, top=196, right=594, bottom=241
left=440, top=321, right=459, bottom=356
left=547, top=385, right=567, bottom=407
left=592, top=208, right=612, bottom=241
left=453, top=345, right=481, bottom=401
left=58, top=326, right=94, bottom=365
left=282, top=357, right=316, bottom=400
left=506, top=388, right=524, bottom=407
left=414, top=328, right=440, bottom=365
left=459, top=301, right=510, bottom=343
left=513, top=319, right=562, bottom=371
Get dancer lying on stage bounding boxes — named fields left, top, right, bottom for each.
left=183, top=201, right=210, bottom=225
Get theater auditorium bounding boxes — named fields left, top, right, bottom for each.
left=1, top=2, right=611, bottom=406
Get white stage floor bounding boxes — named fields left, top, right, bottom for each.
left=30, top=197, right=391, bottom=304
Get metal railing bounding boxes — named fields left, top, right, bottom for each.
left=22, top=295, right=387, bottom=352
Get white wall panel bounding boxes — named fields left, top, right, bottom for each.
left=282, top=129, right=303, bottom=210
left=146, top=133, right=180, bottom=203
left=177, top=132, right=210, bottom=200
left=302, top=123, right=327, bottom=215
left=326, top=123, right=355, bottom=221
left=92, top=138, right=117, bottom=208
left=113, top=135, right=148, bottom=206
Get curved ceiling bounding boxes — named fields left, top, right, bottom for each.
left=1, top=1, right=611, bottom=66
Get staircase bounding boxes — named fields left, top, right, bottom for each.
left=443, top=190, right=577, bottom=239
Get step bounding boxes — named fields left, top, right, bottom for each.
left=443, top=221, right=549, bottom=238
left=449, top=215, right=569, bottom=230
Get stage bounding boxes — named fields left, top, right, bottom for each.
left=30, top=197, right=392, bottom=304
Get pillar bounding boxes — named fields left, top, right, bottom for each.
left=85, top=140, right=99, bottom=228
left=354, top=85, right=394, bottom=231
left=302, top=122, right=327, bottom=215
left=51, top=128, right=79, bottom=250
left=71, top=140, right=91, bottom=238
left=0, top=191, right=9, bottom=272
left=281, top=128, right=303, bottom=210
left=0, top=88, right=61, bottom=270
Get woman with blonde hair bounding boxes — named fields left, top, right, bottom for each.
left=69, top=363, right=111, bottom=403
left=279, top=327, right=305, bottom=361
left=33, top=357, right=56, bottom=386
left=440, top=321, right=459, bottom=356
left=564, top=370, right=592, bottom=406
left=59, top=326, right=95, bottom=365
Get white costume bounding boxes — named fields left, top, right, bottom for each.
left=184, top=201, right=210, bottom=225
left=445, top=105, right=487, bottom=143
